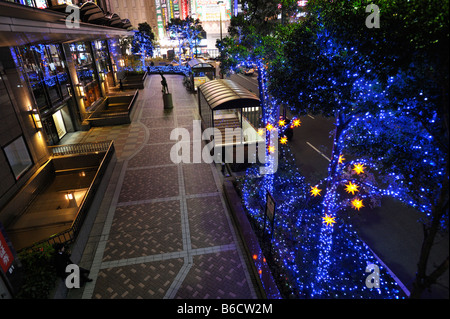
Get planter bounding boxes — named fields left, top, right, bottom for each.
left=87, top=90, right=139, bottom=126
left=163, top=93, right=173, bottom=109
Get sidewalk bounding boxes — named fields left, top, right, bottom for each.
left=63, top=74, right=259, bottom=299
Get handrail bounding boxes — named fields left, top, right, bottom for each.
left=18, top=141, right=115, bottom=253
left=48, top=141, right=112, bottom=157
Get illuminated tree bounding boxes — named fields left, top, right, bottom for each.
left=166, top=17, right=204, bottom=61
left=306, top=0, right=449, bottom=299
left=220, top=0, right=448, bottom=299
left=131, top=22, right=155, bottom=69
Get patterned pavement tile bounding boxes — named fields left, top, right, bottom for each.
left=174, top=108, right=196, bottom=116
left=140, top=103, right=172, bottom=118
left=147, top=127, right=178, bottom=144
left=102, top=201, right=183, bottom=261
left=128, top=143, right=175, bottom=168
left=187, top=195, right=234, bottom=249
left=93, top=259, right=184, bottom=299
left=175, top=251, right=252, bottom=299
left=141, top=116, right=175, bottom=129
left=73, top=74, right=258, bottom=300
left=102, top=228, right=182, bottom=262
left=176, top=115, right=201, bottom=127
left=118, top=166, right=179, bottom=203
left=183, top=163, right=218, bottom=195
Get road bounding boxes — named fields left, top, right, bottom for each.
left=228, top=73, right=335, bottom=184
left=227, top=72, right=449, bottom=299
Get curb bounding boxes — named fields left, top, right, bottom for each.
left=222, top=178, right=282, bottom=299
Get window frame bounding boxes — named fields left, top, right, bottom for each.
left=2, top=136, right=34, bottom=181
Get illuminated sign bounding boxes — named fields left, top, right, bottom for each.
left=0, top=226, right=14, bottom=274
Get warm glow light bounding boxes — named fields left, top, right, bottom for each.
left=344, top=181, right=359, bottom=195
left=266, top=123, right=274, bottom=131
left=268, top=145, right=275, bottom=153
left=322, top=214, right=336, bottom=226
left=280, top=136, right=288, bottom=144
left=77, top=85, right=85, bottom=97
left=351, top=198, right=364, bottom=211
left=257, top=128, right=265, bottom=136
left=32, top=113, right=42, bottom=129
left=310, top=186, right=322, bottom=197
left=278, top=119, right=286, bottom=127
left=353, top=163, right=366, bottom=175
left=338, top=154, right=345, bottom=164
left=292, top=119, right=301, bottom=127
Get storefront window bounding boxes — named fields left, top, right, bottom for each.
left=14, top=0, right=47, bottom=9
left=93, top=40, right=114, bottom=93
left=15, top=46, right=50, bottom=110
left=3, top=136, right=33, bottom=180
left=52, top=110, right=67, bottom=140
left=93, top=40, right=110, bottom=73
left=70, top=42, right=101, bottom=109
left=14, top=44, right=72, bottom=111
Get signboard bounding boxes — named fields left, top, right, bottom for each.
left=264, top=191, right=276, bottom=239
left=180, top=0, right=189, bottom=19
left=194, top=0, right=231, bottom=22
left=155, top=0, right=165, bottom=39
left=169, top=0, right=180, bottom=19
left=265, top=191, right=276, bottom=224
left=193, top=76, right=207, bottom=90
left=0, top=225, right=14, bottom=274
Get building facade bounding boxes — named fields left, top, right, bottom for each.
left=0, top=0, right=131, bottom=296
left=108, top=0, right=158, bottom=32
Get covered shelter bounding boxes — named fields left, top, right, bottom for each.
left=198, top=79, right=264, bottom=164
left=188, top=58, right=216, bottom=91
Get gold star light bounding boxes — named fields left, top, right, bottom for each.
left=257, top=128, right=264, bottom=136
left=278, top=119, right=286, bottom=127
left=280, top=136, right=288, bottom=144
left=353, top=163, right=366, bottom=175
left=351, top=198, right=364, bottom=211
left=266, top=123, right=274, bottom=131
left=292, top=119, right=301, bottom=127
left=338, top=154, right=346, bottom=164
left=268, top=145, right=275, bottom=153
left=344, top=181, right=360, bottom=195
left=310, top=186, right=322, bottom=197
left=322, top=214, right=336, bottom=226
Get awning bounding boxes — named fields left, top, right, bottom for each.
left=0, top=1, right=132, bottom=47
left=188, top=58, right=214, bottom=69
left=198, top=79, right=260, bottom=110
left=121, top=19, right=131, bottom=29
left=80, top=2, right=108, bottom=24
left=106, top=13, right=123, bottom=28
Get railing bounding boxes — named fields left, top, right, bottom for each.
left=49, top=141, right=112, bottom=157
left=18, top=141, right=115, bottom=253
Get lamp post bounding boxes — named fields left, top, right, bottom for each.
left=217, top=0, right=224, bottom=41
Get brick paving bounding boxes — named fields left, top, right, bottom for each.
left=64, top=75, right=258, bottom=299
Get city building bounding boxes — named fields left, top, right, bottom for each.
left=155, top=0, right=235, bottom=57
left=108, top=0, right=158, bottom=32
left=0, top=0, right=132, bottom=297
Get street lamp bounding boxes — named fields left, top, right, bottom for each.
left=217, top=0, right=224, bottom=41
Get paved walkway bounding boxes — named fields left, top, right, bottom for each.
left=62, top=74, right=259, bottom=299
